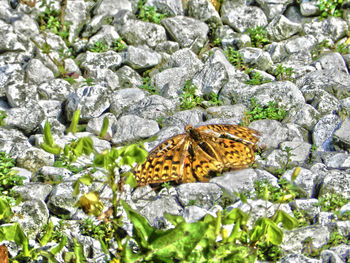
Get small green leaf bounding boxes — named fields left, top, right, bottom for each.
left=40, top=220, right=54, bottom=246
left=79, top=173, right=93, bottom=186
left=122, top=200, right=154, bottom=249
left=164, top=213, right=186, bottom=227
left=73, top=238, right=86, bottom=263
left=124, top=172, right=138, bottom=188
left=50, top=235, right=67, bottom=255
left=99, top=117, right=109, bottom=139
left=274, top=210, right=298, bottom=230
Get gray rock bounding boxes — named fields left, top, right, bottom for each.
left=222, top=6, right=268, bottom=33
left=94, top=0, right=132, bottom=16
left=249, top=119, right=289, bottom=149
left=37, top=79, right=74, bottom=101
left=256, top=0, right=293, bottom=20
left=16, top=147, right=54, bottom=173
left=82, top=14, right=114, bottom=39
left=160, top=48, right=203, bottom=75
left=155, top=41, right=180, bottom=54
left=0, top=127, right=29, bottom=155
left=76, top=51, right=122, bottom=79
left=321, top=249, right=345, bottom=263
left=86, top=113, right=117, bottom=140
left=285, top=123, right=309, bottom=142
left=211, top=169, right=258, bottom=199
left=161, top=16, right=209, bottom=54
left=192, top=48, right=234, bottom=96
left=312, top=52, right=349, bottom=74
left=0, top=20, right=26, bottom=52
left=266, top=15, right=302, bottom=42
left=319, top=170, right=350, bottom=199
left=290, top=199, right=320, bottom=221
left=142, top=125, right=183, bottom=151
left=300, top=0, right=320, bottom=16
left=324, top=152, right=350, bottom=169
left=278, top=253, right=321, bottom=263
left=280, top=140, right=312, bottom=166
left=187, top=0, right=221, bottom=23
left=340, top=96, right=350, bottom=116
left=118, top=19, right=167, bottom=48
left=11, top=199, right=49, bottom=239
left=87, top=25, right=120, bottom=49
left=267, top=35, right=316, bottom=66
left=109, top=88, right=147, bottom=118
left=152, top=67, right=190, bottom=99
left=65, top=85, right=111, bottom=122
left=205, top=104, right=246, bottom=122
left=5, top=103, right=45, bottom=134
left=65, top=0, right=93, bottom=42
left=303, top=17, right=348, bottom=42
left=301, top=87, right=340, bottom=116
left=229, top=199, right=292, bottom=226
left=33, top=166, right=72, bottom=183
left=123, top=95, right=175, bottom=120
left=287, top=104, right=321, bottom=131
left=47, top=182, right=80, bottom=218
left=146, top=0, right=184, bottom=16
left=315, top=211, right=337, bottom=226
left=176, top=183, right=222, bottom=209
left=214, top=25, right=251, bottom=49
left=183, top=206, right=212, bottom=223
left=312, top=114, right=342, bottom=151
left=5, top=82, right=38, bottom=108
left=13, top=183, right=53, bottom=201
left=139, top=195, right=183, bottom=227
left=255, top=169, right=280, bottom=187
left=26, top=58, right=55, bottom=85
left=222, top=81, right=305, bottom=112
left=330, top=245, right=350, bottom=263
left=124, top=45, right=162, bottom=70
left=239, top=47, right=273, bottom=72
left=111, top=115, right=159, bottom=145
left=162, top=108, right=204, bottom=127
left=38, top=100, right=62, bottom=119
left=116, top=66, right=143, bottom=89
left=333, top=118, right=350, bottom=151
left=281, top=225, right=330, bottom=255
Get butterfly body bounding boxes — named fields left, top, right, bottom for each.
left=134, top=124, right=260, bottom=186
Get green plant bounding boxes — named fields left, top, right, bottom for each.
left=275, top=147, right=294, bottom=176
left=136, top=0, right=168, bottom=24
left=245, top=98, right=287, bottom=123
left=179, top=81, right=203, bottom=110
left=253, top=178, right=299, bottom=203
left=89, top=40, right=108, bottom=53
left=317, top=0, right=343, bottom=18
left=113, top=38, right=127, bottom=52
left=246, top=26, right=270, bottom=48
left=213, top=37, right=222, bottom=47
left=0, top=152, right=24, bottom=199
left=207, top=91, right=223, bottom=106
left=315, top=193, right=349, bottom=212
left=40, top=121, right=62, bottom=155
left=274, top=64, right=294, bottom=81
left=0, top=110, right=6, bottom=126
left=84, top=77, right=94, bottom=86
left=119, top=200, right=298, bottom=262
left=140, top=76, right=159, bottom=95
left=99, top=117, right=109, bottom=140
left=80, top=218, right=115, bottom=245
left=37, top=1, right=70, bottom=42
left=245, top=70, right=271, bottom=85
left=224, top=47, right=246, bottom=70
left=39, top=220, right=67, bottom=244
left=66, top=109, right=82, bottom=134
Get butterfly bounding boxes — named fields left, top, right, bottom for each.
left=134, top=124, right=261, bottom=186
left=0, top=244, right=8, bottom=263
